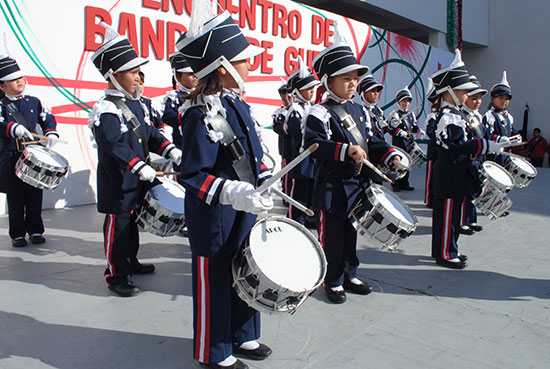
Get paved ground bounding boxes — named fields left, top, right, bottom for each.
left=0, top=168, right=548, bottom=369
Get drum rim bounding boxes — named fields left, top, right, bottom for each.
left=368, top=184, right=419, bottom=227
left=482, top=160, right=515, bottom=188
left=24, top=145, right=69, bottom=171
left=506, top=153, right=538, bottom=176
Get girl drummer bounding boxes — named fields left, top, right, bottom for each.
left=429, top=50, right=504, bottom=269
left=304, top=31, right=400, bottom=304
left=0, top=47, right=59, bottom=247
left=175, top=4, right=273, bottom=368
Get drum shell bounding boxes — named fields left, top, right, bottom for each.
left=473, top=161, right=515, bottom=219
left=503, top=154, right=537, bottom=188
left=15, top=146, right=69, bottom=190
left=407, top=141, right=427, bottom=167
left=232, top=216, right=326, bottom=314
left=149, top=153, right=172, bottom=174
left=349, top=184, right=417, bottom=250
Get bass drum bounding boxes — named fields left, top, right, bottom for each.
left=232, top=216, right=326, bottom=314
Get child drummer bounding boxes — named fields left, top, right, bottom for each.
left=0, top=37, right=59, bottom=247
left=89, top=23, right=181, bottom=297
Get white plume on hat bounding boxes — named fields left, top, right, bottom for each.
left=426, top=78, right=434, bottom=95
left=188, top=0, right=217, bottom=39
left=298, top=56, right=308, bottom=78
left=3, top=32, right=14, bottom=58
left=500, top=71, right=510, bottom=87
left=332, top=21, right=346, bottom=45
left=100, top=22, right=119, bottom=43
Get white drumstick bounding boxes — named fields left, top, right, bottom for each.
left=270, top=187, right=315, bottom=217
left=31, top=133, right=69, bottom=144
left=256, top=143, right=319, bottom=194
left=362, top=158, right=395, bottom=184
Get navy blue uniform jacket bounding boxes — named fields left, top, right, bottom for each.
left=272, top=105, right=292, bottom=161
left=482, top=107, right=517, bottom=139
left=0, top=94, right=58, bottom=193
left=388, top=108, right=419, bottom=150
left=179, top=92, right=271, bottom=257
left=304, top=99, right=398, bottom=216
left=286, top=101, right=315, bottom=179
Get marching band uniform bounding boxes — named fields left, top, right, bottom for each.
left=358, top=75, right=387, bottom=138
left=304, top=40, right=399, bottom=303
left=89, top=24, right=181, bottom=296
left=141, top=96, right=165, bottom=132
left=176, top=7, right=273, bottom=368
left=285, top=57, right=319, bottom=227
left=0, top=51, right=59, bottom=247
left=388, top=87, right=423, bottom=191
left=424, top=78, right=438, bottom=208
left=430, top=50, right=502, bottom=269
left=272, top=82, right=292, bottom=196
left=460, top=75, right=488, bottom=234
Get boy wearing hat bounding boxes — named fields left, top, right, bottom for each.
left=89, top=23, right=182, bottom=297
left=0, top=41, right=59, bottom=247
left=304, top=30, right=400, bottom=304
left=272, top=80, right=292, bottom=197
left=424, top=78, right=439, bottom=208
left=430, top=50, right=503, bottom=269
left=176, top=4, right=274, bottom=368
left=285, top=57, right=319, bottom=227
left=358, top=74, right=387, bottom=137
left=387, top=86, right=424, bottom=191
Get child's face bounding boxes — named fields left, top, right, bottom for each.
left=363, top=88, right=381, bottom=104
left=328, top=70, right=359, bottom=100
left=398, top=98, right=411, bottom=110
left=465, top=93, right=483, bottom=111
left=177, top=72, right=198, bottom=89
left=113, top=67, right=141, bottom=96
left=299, top=87, right=315, bottom=102
left=0, top=77, right=26, bottom=96
left=492, top=95, right=510, bottom=110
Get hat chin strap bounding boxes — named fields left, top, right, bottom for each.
left=293, top=89, right=309, bottom=104
left=219, top=57, right=246, bottom=94
left=442, top=86, right=461, bottom=107
left=107, top=71, right=140, bottom=101
left=321, top=75, right=347, bottom=103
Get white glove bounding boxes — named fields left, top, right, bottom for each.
left=219, top=180, right=273, bottom=215
left=46, top=134, right=57, bottom=149
left=138, top=164, right=157, bottom=182
left=496, top=136, right=511, bottom=145
left=418, top=129, right=426, bottom=138
left=168, top=148, right=182, bottom=166
left=397, top=130, right=408, bottom=138
left=14, top=124, right=33, bottom=140
left=508, top=134, right=523, bottom=145
left=487, top=140, right=504, bottom=154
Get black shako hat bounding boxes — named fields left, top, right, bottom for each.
left=358, top=75, right=383, bottom=94
left=169, top=52, right=193, bottom=73
left=490, top=71, right=512, bottom=99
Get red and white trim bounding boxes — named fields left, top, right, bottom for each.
left=195, top=256, right=211, bottom=363
left=44, top=128, right=59, bottom=138
left=334, top=142, right=348, bottom=162
left=104, top=214, right=116, bottom=281
left=7, top=121, right=17, bottom=138
left=159, top=141, right=176, bottom=157
left=441, top=199, right=454, bottom=260
left=461, top=196, right=467, bottom=226
left=198, top=175, right=223, bottom=205
left=382, top=147, right=398, bottom=166
left=424, top=160, right=432, bottom=205
left=127, top=157, right=146, bottom=174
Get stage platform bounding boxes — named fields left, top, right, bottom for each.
left=0, top=168, right=548, bottom=369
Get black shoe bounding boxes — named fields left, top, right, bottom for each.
left=11, top=238, right=27, bottom=247
left=205, top=359, right=248, bottom=369
left=108, top=281, right=141, bottom=297
left=131, top=262, right=155, bottom=274
left=458, top=226, right=475, bottom=235
left=179, top=226, right=188, bottom=237
left=435, top=258, right=467, bottom=269
left=233, top=343, right=272, bottom=361
left=468, top=223, right=483, bottom=232
left=325, top=286, right=346, bottom=303
left=343, top=278, right=373, bottom=295
left=30, top=234, right=46, bottom=244
left=401, top=185, right=415, bottom=191
left=500, top=211, right=510, bottom=218
left=458, top=254, right=468, bottom=262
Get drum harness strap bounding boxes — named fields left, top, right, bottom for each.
left=105, top=96, right=150, bottom=164
left=327, top=103, right=370, bottom=152
left=199, top=106, right=256, bottom=185
left=1, top=97, right=35, bottom=152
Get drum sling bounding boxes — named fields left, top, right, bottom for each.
left=327, top=102, right=370, bottom=151
left=200, top=107, right=256, bottom=185
left=1, top=97, right=34, bottom=152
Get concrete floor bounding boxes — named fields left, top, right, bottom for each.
left=0, top=168, right=549, bottom=369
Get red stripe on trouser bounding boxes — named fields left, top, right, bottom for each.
left=104, top=214, right=116, bottom=281
left=318, top=211, right=327, bottom=286
left=442, top=199, right=453, bottom=259
left=195, top=256, right=210, bottom=363
left=288, top=179, right=295, bottom=218
left=461, top=196, right=467, bottom=226
left=425, top=160, right=432, bottom=204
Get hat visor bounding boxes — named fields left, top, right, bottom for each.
left=300, top=80, right=321, bottom=90
left=397, top=96, right=413, bottom=103
left=331, top=64, right=369, bottom=78
left=0, top=70, right=24, bottom=82
left=365, top=83, right=383, bottom=92
left=453, top=81, right=479, bottom=91
left=176, top=67, right=194, bottom=73
left=468, top=88, right=487, bottom=97
left=116, top=57, right=149, bottom=73
left=231, top=44, right=264, bottom=62
left=491, top=90, right=512, bottom=99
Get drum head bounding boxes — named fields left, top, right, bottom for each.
left=483, top=161, right=514, bottom=187
left=249, top=217, right=323, bottom=292
left=510, top=155, right=536, bottom=175
left=27, top=146, right=67, bottom=168
left=150, top=152, right=169, bottom=164
left=371, top=186, right=416, bottom=226
left=150, top=179, right=186, bottom=213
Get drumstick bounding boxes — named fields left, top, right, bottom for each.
left=270, top=187, right=315, bottom=217
left=392, top=160, right=411, bottom=171
left=256, top=143, right=319, bottom=194
left=20, top=139, right=48, bottom=145
left=31, top=133, right=69, bottom=144
left=362, top=158, right=395, bottom=184
left=156, top=171, right=180, bottom=176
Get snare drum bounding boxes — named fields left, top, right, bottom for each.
left=349, top=184, right=418, bottom=250
left=15, top=145, right=69, bottom=190
left=504, top=154, right=537, bottom=188
left=149, top=153, right=171, bottom=174
left=232, top=216, right=326, bottom=314
left=407, top=141, right=427, bottom=167
left=135, top=178, right=186, bottom=237
left=379, top=146, right=411, bottom=181
left=473, top=161, right=515, bottom=220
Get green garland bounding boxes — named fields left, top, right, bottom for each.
left=446, top=0, right=463, bottom=50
